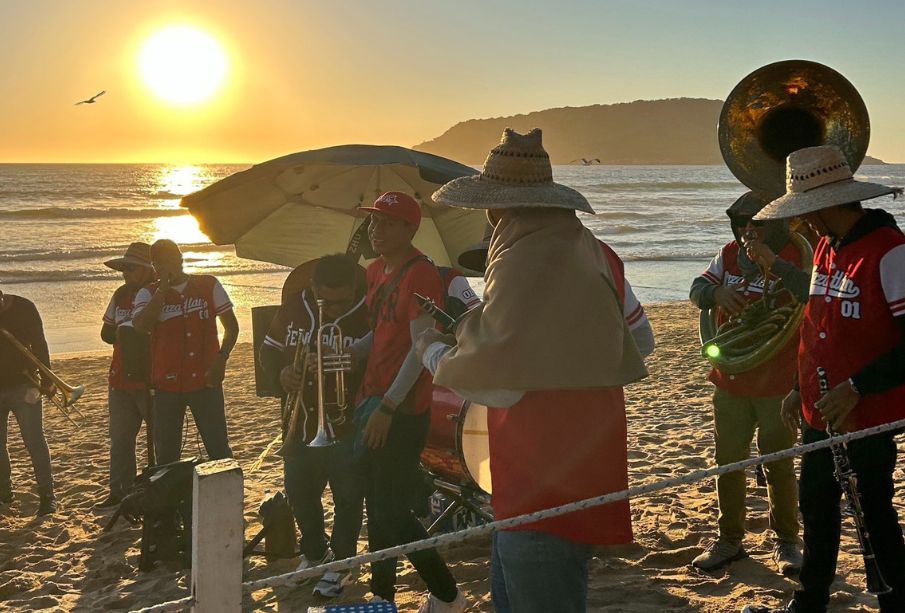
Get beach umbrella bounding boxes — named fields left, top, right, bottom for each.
left=181, top=145, right=485, bottom=270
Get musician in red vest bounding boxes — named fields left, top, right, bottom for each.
left=688, top=191, right=809, bottom=574
left=421, top=128, right=648, bottom=613
left=744, top=145, right=905, bottom=613
left=95, top=242, right=156, bottom=510
left=132, top=239, right=238, bottom=464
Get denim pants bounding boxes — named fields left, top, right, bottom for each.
left=283, top=437, right=364, bottom=561
left=491, top=530, right=593, bottom=613
left=0, top=384, right=54, bottom=497
left=153, top=387, right=233, bottom=464
left=108, top=387, right=150, bottom=497
left=712, top=388, right=799, bottom=543
left=793, top=427, right=905, bottom=613
left=356, top=399, right=457, bottom=603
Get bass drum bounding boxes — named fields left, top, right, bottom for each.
left=421, top=386, right=492, bottom=494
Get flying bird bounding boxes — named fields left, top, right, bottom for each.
left=571, top=158, right=601, bottom=165
left=75, top=91, right=106, bottom=105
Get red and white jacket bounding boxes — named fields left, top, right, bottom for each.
left=133, top=275, right=233, bottom=393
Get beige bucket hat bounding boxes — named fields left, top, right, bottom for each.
left=105, top=242, right=153, bottom=271
left=755, top=145, right=901, bottom=220
left=432, top=128, right=594, bottom=214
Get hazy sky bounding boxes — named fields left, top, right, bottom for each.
left=2, top=0, right=903, bottom=163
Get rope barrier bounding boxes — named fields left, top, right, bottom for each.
left=241, top=418, right=905, bottom=592
left=130, top=595, right=195, bottom=613
left=131, top=417, right=905, bottom=610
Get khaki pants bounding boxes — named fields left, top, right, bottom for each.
left=712, top=388, right=799, bottom=543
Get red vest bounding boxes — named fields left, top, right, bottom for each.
left=148, top=276, right=222, bottom=393
left=708, top=241, right=801, bottom=396
left=799, top=228, right=905, bottom=430
left=108, top=285, right=145, bottom=391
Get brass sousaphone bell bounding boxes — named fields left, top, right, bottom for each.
left=701, top=60, right=870, bottom=373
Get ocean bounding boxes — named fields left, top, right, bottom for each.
left=2, top=163, right=903, bottom=354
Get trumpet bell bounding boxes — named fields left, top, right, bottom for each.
left=307, top=429, right=335, bottom=448
left=63, top=384, right=86, bottom=407
left=719, top=59, right=870, bottom=197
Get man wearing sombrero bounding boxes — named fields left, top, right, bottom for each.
left=96, top=242, right=156, bottom=510
left=419, top=128, right=648, bottom=612
left=743, top=145, right=905, bottom=613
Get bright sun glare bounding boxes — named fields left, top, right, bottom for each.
left=138, top=25, right=228, bottom=106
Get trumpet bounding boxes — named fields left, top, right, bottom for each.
left=275, top=299, right=352, bottom=454
left=0, top=328, right=85, bottom=426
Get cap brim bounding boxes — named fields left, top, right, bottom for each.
left=755, top=180, right=899, bottom=220
left=433, top=176, right=594, bottom=214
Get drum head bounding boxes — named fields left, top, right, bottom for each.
left=461, top=403, right=492, bottom=494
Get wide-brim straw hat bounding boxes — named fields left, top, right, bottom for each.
left=105, top=241, right=153, bottom=271
left=755, top=145, right=901, bottom=220
left=432, top=128, right=594, bottom=214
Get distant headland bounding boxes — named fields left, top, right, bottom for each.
left=414, top=98, right=889, bottom=165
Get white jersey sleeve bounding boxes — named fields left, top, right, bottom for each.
left=447, top=275, right=481, bottom=310
left=132, top=287, right=153, bottom=317
left=102, top=296, right=117, bottom=325
left=212, top=279, right=234, bottom=315
left=701, top=247, right=726, bottom=285
left=880, top=243, right=905, bottom=317
left=623, top=279, right=646, bottom=330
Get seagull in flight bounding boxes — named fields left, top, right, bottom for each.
left=571, top=158, right=601, bottom=165
left=75, top=91, right=106, bottom=105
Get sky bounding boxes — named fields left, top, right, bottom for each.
left=1, top=0, right=903, bottom=163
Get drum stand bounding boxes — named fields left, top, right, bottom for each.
left=425, top=475, right=493, bottom=535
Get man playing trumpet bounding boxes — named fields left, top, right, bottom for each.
left=0, top=288, right=57, bottom=515
left=689, top=191, right=810, bottom=574
left=260, top=254, right=368, bottom=597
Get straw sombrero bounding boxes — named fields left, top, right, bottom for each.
left=432, top=128, right=594, bottom=213
left=105, top=242, right=153, bottom=271
left=755, top=145, right=901, bottom=220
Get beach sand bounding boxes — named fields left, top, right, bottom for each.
left=1, top=303, right=902, bottom=612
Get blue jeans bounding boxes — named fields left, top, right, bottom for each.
left=283, top=437, right=364, bottom=561
left=491, top=530, right=593, bottom=613
left=0, top=384, right=54, bottom=497
left=108, top=387, right=150, bottom=497
left=153, top=387, right=233, bottom=464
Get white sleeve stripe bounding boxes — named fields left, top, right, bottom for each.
left=626, top=305, right=644, bottom=323
left=702, top=271, right=721, bottom=284
left=880, top=244, right=905, bottom=310
left=263, top=337, right=284, bottom=349
left=215, top=302, right=234, bottom=314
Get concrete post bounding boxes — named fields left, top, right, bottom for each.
left=191, top=459, right=243, bottom=613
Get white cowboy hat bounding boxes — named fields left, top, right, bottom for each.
left=104, top=241, right=153, bottom=272
left=432, top=128, right=594, bottom=214
left=755, top=145, right=901, bottom=220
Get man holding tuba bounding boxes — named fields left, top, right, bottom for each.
left=689, top=191, right=810, bottom=574
left=259, top=253, right=368, bottom=598
left=744, top=145, right=905, bottom=613
left=0, top=288, right=57, bottom=515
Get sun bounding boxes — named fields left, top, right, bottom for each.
left=138, top=25, right=228, bottom=106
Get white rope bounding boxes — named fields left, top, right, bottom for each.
left=242, top=418, right=905, bottom=592
left=131, top=417, right=905, bottom=609
left=130, top=595, right=194, bottom=613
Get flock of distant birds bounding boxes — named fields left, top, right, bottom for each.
left=73, top=92, right=602, bottom=167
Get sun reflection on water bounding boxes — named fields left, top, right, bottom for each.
left=156, top=165, right=212, bottom=207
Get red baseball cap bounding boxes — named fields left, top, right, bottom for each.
left=359, top=191, right=422, bottom=227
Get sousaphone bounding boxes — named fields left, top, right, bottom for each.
left=701, top=60, right=870, bottom=373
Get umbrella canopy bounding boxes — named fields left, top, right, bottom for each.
left=181, top=145, right=485, bottom=270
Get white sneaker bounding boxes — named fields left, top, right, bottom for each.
left=295, top=549, right=334, bottom=583
left=312, top=569, right=353, bottom=597
left=417, top=590, right=467, bottom=613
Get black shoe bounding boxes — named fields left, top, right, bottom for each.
left=94, top=493, right=122, bottom=510
left=0, top=484, right=12, bottom=504
left=36, top=495, right=57, bottom=516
